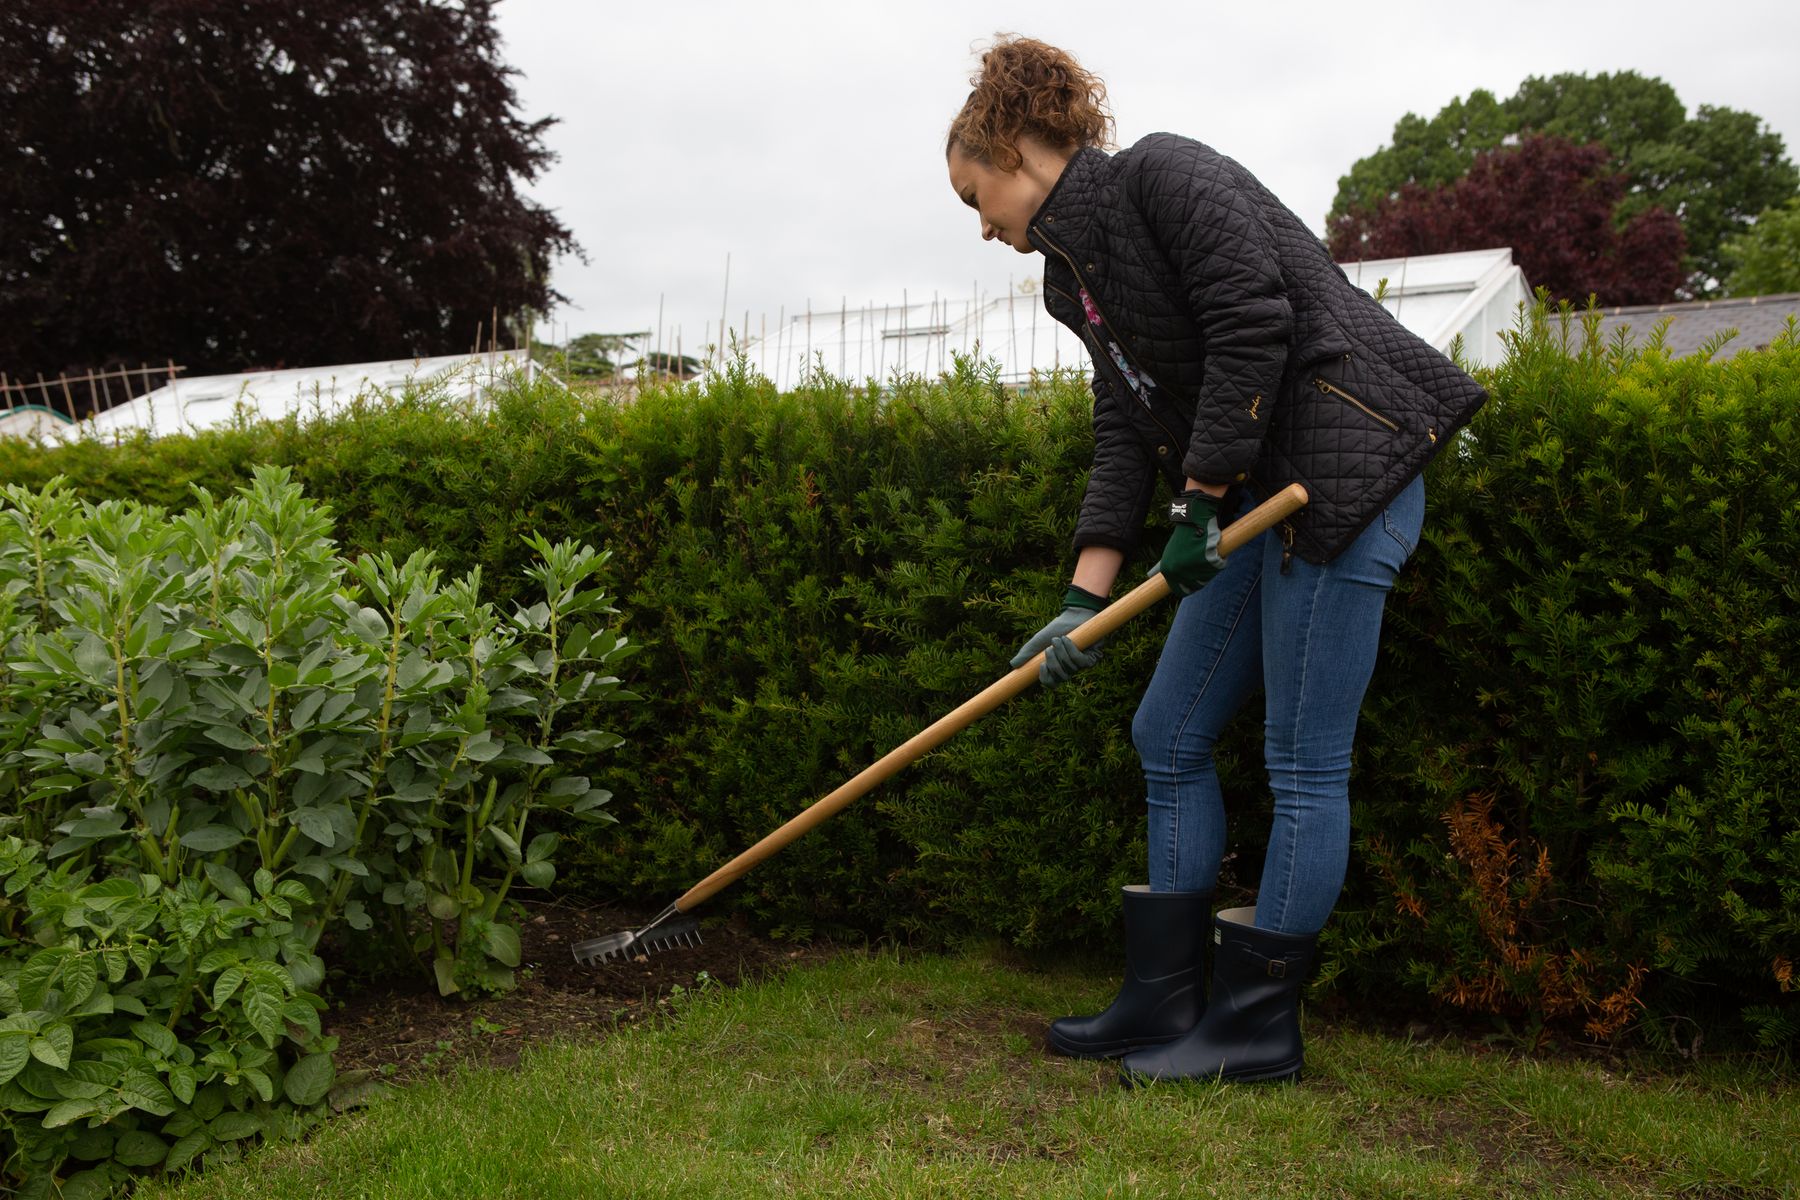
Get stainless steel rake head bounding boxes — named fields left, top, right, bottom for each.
left=571, top=903, right=703, bottom=966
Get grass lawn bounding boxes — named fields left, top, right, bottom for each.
left=142, top=948, right=1797, bottom=1199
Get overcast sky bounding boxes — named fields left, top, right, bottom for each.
left=491, top=0, right=1800, bottom=358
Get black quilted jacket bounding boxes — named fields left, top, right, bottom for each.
left=1028, top=133, right=1488, bottom=564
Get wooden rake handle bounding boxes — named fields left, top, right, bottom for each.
left=674, top=482, right=1310, bottom=911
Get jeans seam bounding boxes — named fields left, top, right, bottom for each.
left=1269, top=565, right=1324, bottom=932
left=1381, top=510, right=1415, bottom=560
left=1156, top=566, right=1258, bottom=891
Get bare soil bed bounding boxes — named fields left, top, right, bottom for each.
left=323, top=897, right=841, bottom=1084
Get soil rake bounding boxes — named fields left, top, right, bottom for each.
left=571, top=484, right=1310, bottom=966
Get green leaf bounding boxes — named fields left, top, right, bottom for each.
left=482, top=923, right=522, bottom=968
left=209, top=1110, right=262, bottom=1141
left=42, top=1096, right=98, bottom=1129
left=525, top=832, right=560, bottom=861
left=74, top=633, right=112, bottom=681
left=432, top=956, right=460, bottom=996
left=212, top=967, right=246, bottom=1009
left=60, top=953, right=98, bottom=1008
left=166, top=1131, right=210, bottom=1173
left=520, top=860, right=555, bottom=889
left=203, top=725, right=260, bottom=751
left=463, top=732, right=503, bottom=762
left=0, top=1036, right=31, bottom=1086
left=132, top=1020, right=179, bottom=1059
left=290, top=856, right=334, bottom=882
left=426, top=892, right=460, bottom=921
left=204, top=862, right=253, bottom=903
left=181, top=824, right=245, bottom=852
left=501, top=745, right=553, bottom=767
left=70, top=1124, right=116, bottom=1163
left=294, top=807, right=336, bottom=848
left=29, top=1023, right=73, bottom=1070
left=189, top=764, right=255, bottom=791
left=487, top=825, right=522, bottom=865
left=114, top=1130, right=169, bottom=1167
left=244, top=983, right=286, bottom=1045
left=197, top=948, right=239, bottom=974
left=16, top=946, right=71, bottom=1009
left=242, top=1067, right=275, bottom=1102
left=117, top=1066, right=177, bottom=1115
left=284, top=1053, right=336, bottom=1106
left=289, top=689, right=329, bottom=731
left=344, top=900, right=373, bottom=931
left=556, top=728, right=624, bottom=754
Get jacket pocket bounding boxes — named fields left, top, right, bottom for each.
left=1312, top=375, right=1400, bottom=433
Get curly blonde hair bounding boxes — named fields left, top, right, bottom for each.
left=946, top=35, right=1114, bottom=171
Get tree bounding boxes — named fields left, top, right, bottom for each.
left=545, top=332, right=651, bottom=380
left=1328, top=135, right=1687, bottom=307
left=1, top=0, right=577, bottom=378
left=1330, top=72, right=1797, bottom=297
left=1721, top=198, right=1800, bottom=296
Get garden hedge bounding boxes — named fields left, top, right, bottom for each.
left=4, top=309, right=1795, bottom=1050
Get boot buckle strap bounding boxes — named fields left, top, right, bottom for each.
left=1266, top=959, right=1287, bottom=979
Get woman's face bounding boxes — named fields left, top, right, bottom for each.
left=947, top=143, right=1049, bottom=255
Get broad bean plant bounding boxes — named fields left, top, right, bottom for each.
left=0, top=467, right=634, bottom=1194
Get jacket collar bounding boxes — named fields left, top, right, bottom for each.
left=1026, top=145, right=1114, bottom=254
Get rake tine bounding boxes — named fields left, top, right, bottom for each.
left=571, top=901, right=702, bottom=966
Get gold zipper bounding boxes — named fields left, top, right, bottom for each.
left=1313, top=377, right=1400, bottom=433
left=1035, top=227, right=1186, bottom=449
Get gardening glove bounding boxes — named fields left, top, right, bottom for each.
left=1156, top=490, right=1227, bottom=596
left=1010, top=585, right=1107, bottom=686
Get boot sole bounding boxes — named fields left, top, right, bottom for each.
left=1119, top=1058, right=1303, bottom=1087
left=1043, top=1029, right=1182, bottom=1060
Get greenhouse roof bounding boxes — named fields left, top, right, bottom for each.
left=733, top=247, right=1531, bottom=388
left=29, top=351, right=541, bottom=444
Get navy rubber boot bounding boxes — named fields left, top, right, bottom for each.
left=1045, top=885, right=1210, bottom=1060
left=1119, top=906, right=1315, bottom=1085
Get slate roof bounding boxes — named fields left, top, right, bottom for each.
left=1584, top=293, right=1800, bottom=359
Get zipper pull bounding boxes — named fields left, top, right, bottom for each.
left=1280, top=523, right=1295, bottom=575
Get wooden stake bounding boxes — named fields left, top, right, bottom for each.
left=717, top=252, right=730, bottom=368
left=56, top=373, right=79, bottom=421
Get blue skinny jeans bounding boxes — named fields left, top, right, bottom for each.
left=1132, top=475, right=1424, bottom=935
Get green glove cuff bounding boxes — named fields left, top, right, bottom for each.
left=1168, top=489, right=1221, bottom=527
left=1062, top=584, right=1107, bottom=612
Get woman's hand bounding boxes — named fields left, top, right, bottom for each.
left=1011, top=586, right=1107, bottom=685
left=1157, top=490, right=1226, bottom=595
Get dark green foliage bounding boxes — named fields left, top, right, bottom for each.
left=1349, top=307, right=1799, bottom=1048
left=2, top=0, right=573, bottom=377
left=1329, top=71, right=1799, bottom=298
left=4, top=321, right=1796, bottom=1050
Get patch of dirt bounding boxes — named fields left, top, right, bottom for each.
left=320, top=897, right=839, bottom=1084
